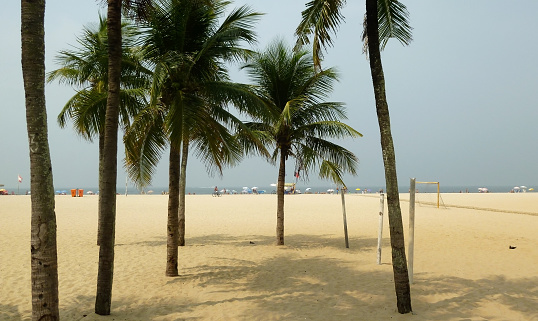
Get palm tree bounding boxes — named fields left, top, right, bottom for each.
left=90, top=0, right=153, bottom=314
left=21, top=0, right=60, bottom=319
left=124, top=0, right=261, bottom=276
left=295, top=0, right=413, bottom=313
left=95, top=0, right=123, bottom=314
left=240, top=39, right=361, bottom=246
left=47, top=15, right=150, bottom=246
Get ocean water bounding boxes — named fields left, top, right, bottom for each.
left=53, top=184, right=535, bottom=195
left=2, top=184, right=532, bottom=195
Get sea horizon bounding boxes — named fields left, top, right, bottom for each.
left=2, top=184, right=534, bottom=195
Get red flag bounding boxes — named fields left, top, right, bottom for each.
left=18, top=175, right=22, bottom=183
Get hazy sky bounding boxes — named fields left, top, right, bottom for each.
left=1, top=1, right=537, bottom=191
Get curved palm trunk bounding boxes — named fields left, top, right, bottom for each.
left=276, top=149, right=287, bottom=245
left=95, top=0, right=122, bottom=315
left=366, top=0, right=412, bottom=314
left=21, top=1, right=60, bottom=319
left=166, top=145, right=180, bottom=276
left=178, top=138, right=189, bottom=246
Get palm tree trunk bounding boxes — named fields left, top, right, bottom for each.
left=166, top=145, right=180, bottom=276
left=178, top=138, right=189, bottom=246
left=95, top=0, right=122, bottom=315
left=276, top=149, right=287, bottom=245
left=366, top=0, right=412, bottom=314
left=21, top=1, right=60, bottom=319
left=97, top=131, right=105, bottom=246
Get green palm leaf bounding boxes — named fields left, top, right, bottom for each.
left=296, top=0, right=412, bottom=67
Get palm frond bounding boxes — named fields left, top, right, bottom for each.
left=124, top=105, right=167, bottom=189
left=295, top=0, right=346, bottom=69
left=297, top=120, right=363, bottom=140
left=362, top=0, right=413, bottom=53
left=319, top=160, right=346, bottom=186
left=196, top=5, right=262, bottom=64
left=377, top=0, right=413, bottom=49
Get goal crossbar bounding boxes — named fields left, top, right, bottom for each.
left=415, top=181, right=440, bottom=208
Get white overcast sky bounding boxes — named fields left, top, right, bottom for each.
left=1, top=1, right=537, bottom=191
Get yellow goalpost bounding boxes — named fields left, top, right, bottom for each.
left=415, top=181, right=440, bottom=208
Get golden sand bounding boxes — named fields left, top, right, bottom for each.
left=1, top=193, right=537, bottom=320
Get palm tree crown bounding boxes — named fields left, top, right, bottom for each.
left=295, top=0, right=412, bottom=68
left=242, top=39, right=361, bottom=179
left=47, top=15, right=150, bottom=140
left=125, top=0, right=261, bottom=187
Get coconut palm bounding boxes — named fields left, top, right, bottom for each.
left=47, top=15, right=150, bottom=248
left=94, top=0, right=122, bottom=314
left=295, top=0, right=413, bottom=313
left=88, top=0, right=153, bottom=315
left=124, top=0, right=261, bottom=276
left=49, top=15, right=149, bottom=141
left=240, top=39, right=361, bottom=246
left=21, top=1, right=60, bottom=320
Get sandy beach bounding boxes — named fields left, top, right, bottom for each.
left=1, top=192, right=537, bottom=320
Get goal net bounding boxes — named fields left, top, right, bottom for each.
left=414, top=181, right=444, bottom=208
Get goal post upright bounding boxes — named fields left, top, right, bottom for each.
left=415, top=181, right=440, bottom=208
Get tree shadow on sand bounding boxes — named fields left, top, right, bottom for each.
left=185, top=233, right=385, bottom=253
left=165, top=255, right=397, bottom=320
left=55, top=233, right=538, bottom=320
left=411, top=274, right=538, bottom=320
left=0, top=304, right=24, bottom=321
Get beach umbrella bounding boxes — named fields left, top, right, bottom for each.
left=355, top=188, right=360, bottom=191
left=520, top=186, right=527, bottom=189
left=147, top=190, right=154, bottom=194
left=529, top=188, right=534, bottom=191
left=56, top=190, right=61, bottom=194
left=270, top=183, right=277, bottom=187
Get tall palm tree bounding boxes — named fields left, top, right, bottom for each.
left=47, top=15, right=150, bottom=246
left=240, top=39, right=361, bottom=246
left=124, top=0, right=261, bottom=276
left=21, top=0, right=60, bottom=319
left=295, top=0, right=413, bottom=313
left=95, top=0, right=123, bottom=315
left=91, top=0, right=153, bottom=315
